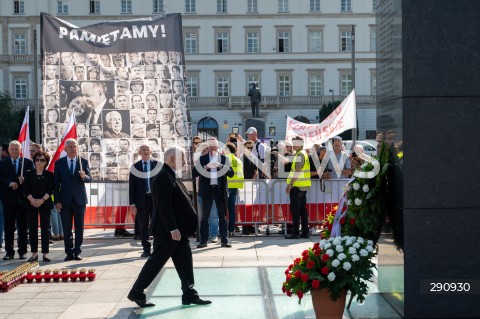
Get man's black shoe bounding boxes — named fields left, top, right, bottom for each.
left=141, top=251, right=151, bottom=258
left=19, top=254, right=27, bottom=260
left=182, top=296, right=212, bottom=306
left=285, top=234, right=300, bottom=239
left=74, top=254, right=83, bottom=261
left=300, top=233, right=310, bottom=238
left=121, top=230, right=134, bottom=238
left=3, top=255, right=14, bottom=260
left=127, top=292, right=155, bottom=308
left=64, top=254, right=74, bottom=261
left=196, top=243, right=207, bottom=248
left=221, top=243, right=232, bottom=248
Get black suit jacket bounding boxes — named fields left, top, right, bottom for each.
left=22, top=169, right=54, bottom=210
left=129, top=159, right=158, bottom=210
left=192, top=153, right=234, bottom=203
left=54, top=156, right=92, bottom=206
left=149, top=164, right=197, bottom=236
left=0, top=157, right=34, bottom=206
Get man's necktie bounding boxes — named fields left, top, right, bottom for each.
left=13, top=160, right=18, bottom=175
left=70, top=159, right=75, bottom=176
left=144, top=161, right=150, bottom=193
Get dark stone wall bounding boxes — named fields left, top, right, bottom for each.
left=377, top=0, right=480, bottom=317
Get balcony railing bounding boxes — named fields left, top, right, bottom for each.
left=187, top=95, right=376, bottom=108
left=11, top=95, right=375, bottom=111
left=11, top=99, right=38, bottom=109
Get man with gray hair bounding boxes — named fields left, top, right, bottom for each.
left=128, top=146, right=211, bottom=308
left=54, top=138, right=92, bottom=261
left=0, top=140, right=35, bottom=260
left=103, top=110, right=130, bottom=138
left=81, top=82, right=113, bottom=124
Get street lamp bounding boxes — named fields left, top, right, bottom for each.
left=328, top=89, right=334, bottom=104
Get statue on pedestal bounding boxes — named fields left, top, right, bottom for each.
left=248, top=83, right=261, bottom=117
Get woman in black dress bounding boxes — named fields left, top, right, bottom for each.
left=23, top=150, right=54, bottom=262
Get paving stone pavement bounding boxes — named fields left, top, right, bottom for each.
left=0, top=229, right=402, bottom=319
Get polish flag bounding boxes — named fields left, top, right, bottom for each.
left=18, top=106, right=31, bottom=159
left=47, top=111, right=77, bottom=172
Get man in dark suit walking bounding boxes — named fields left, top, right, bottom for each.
left=128, top=146, right=211, bottom=308
left=0, top=140, right=34, bottom=260
left=129, top=144, right=158, bottom=257
left=54, top=138, right=92, bottom=261
left=192, top=137, right=234, bottom=248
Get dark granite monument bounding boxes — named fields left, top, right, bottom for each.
left=377, top=0, right=480, bottom=317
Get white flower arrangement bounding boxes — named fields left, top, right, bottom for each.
left=283, top=236, right=378, bottom=304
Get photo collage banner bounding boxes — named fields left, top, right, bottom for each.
left=40, top=13, right=191, bottom=181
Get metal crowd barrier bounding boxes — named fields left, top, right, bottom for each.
left=84, top=179, right=350, bottom=233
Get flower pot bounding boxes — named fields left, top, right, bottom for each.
left=311, top=289, right=346, bottom=319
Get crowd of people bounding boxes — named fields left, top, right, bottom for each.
left=0, top=139, right=90, bottom=262
left=0, top=131, right=362, bottom=308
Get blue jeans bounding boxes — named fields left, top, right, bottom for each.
left=227, top=188, right=238, bottom=232
left=50, top=207, right=63, bottom=236
left=208, top=201, right=219, bottom=238
left=0, top=199, right=4, bottom=247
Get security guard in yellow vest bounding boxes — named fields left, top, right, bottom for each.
left=285, top=136, right=311, bottom=239
left=225, top=143, right=244, bottom=236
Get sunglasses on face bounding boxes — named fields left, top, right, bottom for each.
left=193, top=142, right=201, bottom=145
left=246, top=147, right=253, bottom=150
left=35, top=158, right=46, bottom=163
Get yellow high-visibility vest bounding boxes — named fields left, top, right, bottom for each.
left=227, top=153, right=244, bottom=189
left=287, top=150, right=311, bottom=187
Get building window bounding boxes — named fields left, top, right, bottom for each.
left=340, top=29, right=352, bottom=52
left=217, top=0, right=227, bottom=13
left=185, top=0, right=196, bottom=13
left=121, top=0, right=132, bottom=13
left=279, top=75, right=290, bottom=96
left=184, top=32, right=198, bottom=54
left=14, top=33, right=27, bottom=55
left=340, top=74, right=352, bottom=96
left=89, top=0, right=100, bottom=14
left=246, top=74, right=261, bottom=94
left=14, top=78, right=27, bottom=100
left=372, top=0, right=378, bottom=11
left=309, top=74, right=323, bottom=96
left=277, top=31, right=290, bottom=53
left=370, top=71, right=376, bottom=95
left=310, top=0, right=320, bottom=12
left=278, top=0, right=289, bottom=12
left=246, top=31, right=260, bottom=53
left=153, top=0, right=163, bottom=13
left=341, top=0, right=351, bottom=12
left=197, top=117, right=218, bottom=141
left=186, top=75, right=198, bottom=97
left=247, top=0, right=258, bottom=13
left=278, top=0, right=288, bottom=12
left=14, top=0, right=24, bottom=14
left=216, top=31, right=229, bottom=53
left=57, top=1, right=69, bottom=14
left=370, top=27, right=376, bottom=52
left=216, top=76, right=230, bottom=97
left=309, top=30, right=322, bottom=52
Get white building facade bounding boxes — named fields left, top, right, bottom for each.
left=0, top=0, right=377, bottom=142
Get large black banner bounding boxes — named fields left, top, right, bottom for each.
left=41, top=13, right=191, bottom=181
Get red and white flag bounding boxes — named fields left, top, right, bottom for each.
left=47, top=111, right=77, bottom=172
left=18, top=106, right=31, bottom=159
